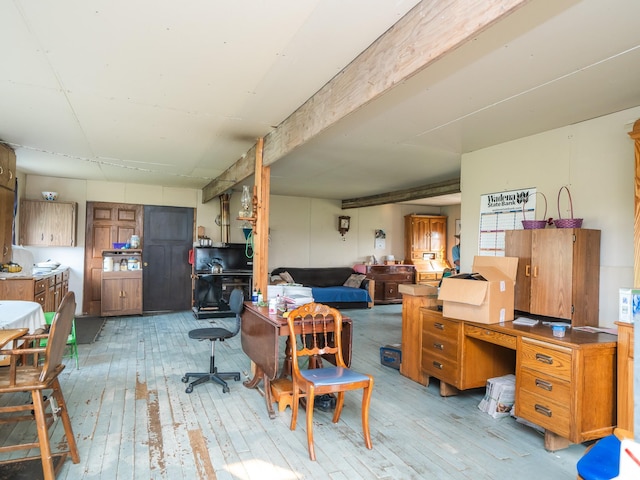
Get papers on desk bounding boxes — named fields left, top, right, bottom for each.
left=513, top=317, right=539, bottom=326
left=573, top=326, right=618, bottom=335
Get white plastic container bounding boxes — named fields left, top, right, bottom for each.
left=103, top=256, right=113, bottom=272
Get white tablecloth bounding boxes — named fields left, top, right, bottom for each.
left=0, top=301, right=46, bottom=333
left=0, top=301, right=46, bottom=360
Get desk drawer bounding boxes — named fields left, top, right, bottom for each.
left=464, top=324, right=516, bottom=350
left=423, top=316, right=459, bottom=340
left=517, top=389, right=571, bottom=438
left=519, top=368, right=571, bottom=405
left=520, top=338, right=572, bottom=381
left=423, top=333, right=458, bottom=361
left=422, top=352, right=459, bottom=385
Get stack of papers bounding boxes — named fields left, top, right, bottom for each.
left=283, top=294, right=314, bottom=307
left=513, top=317, right=539, bottom=326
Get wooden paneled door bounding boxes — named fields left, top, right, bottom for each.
left=83, top=202, right=143, bottom=316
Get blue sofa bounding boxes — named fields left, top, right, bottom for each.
left=270, top=267, right=374, bottom=309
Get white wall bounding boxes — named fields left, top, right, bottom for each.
left=460, top=106, right=640, bottom=327
left=266, top=196, right=445, bottom=270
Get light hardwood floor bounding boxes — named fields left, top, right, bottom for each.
left=0, top=304, right=586, bottom=479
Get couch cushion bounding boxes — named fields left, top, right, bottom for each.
left=311, top=286, right=371, bottom=304
left=271, top=267, right=355, bottom=288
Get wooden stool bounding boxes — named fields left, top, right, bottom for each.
left=270, top=378, right=293, bottom=412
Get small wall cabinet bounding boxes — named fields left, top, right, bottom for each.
left=0, top=143, right=16, bottom=263
left=101, top=249, right=142, bottom=317
left=19, top=199, right=77, bottom=247
left=504, top=228, right=600, bottom=326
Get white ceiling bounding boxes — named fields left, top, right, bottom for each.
left=2, top=1, right=640, bottom=207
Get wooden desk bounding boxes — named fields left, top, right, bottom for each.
left=420, top=308, right=617, bottom=450
left=240, top=302, right=352, bottom=419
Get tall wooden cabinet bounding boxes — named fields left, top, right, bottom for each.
left=504, top=228, right=600, bottom=326
left=19, top=199, right=77, bottom=247
left=0, top=143, right=16, bottom=263
left=404, top=214, right=448, bottom=283
left=101, top=249, right=142, bottom=317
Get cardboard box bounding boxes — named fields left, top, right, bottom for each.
left=478, top=374, right=515, bottom=419
left=379, top=344, right=401, bottom=370
left=437, top=256, right=518, bottom=324
left=619, top=288, right=640, bottom=323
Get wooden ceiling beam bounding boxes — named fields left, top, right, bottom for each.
left=341, top=178, right=461, bottom=209
left=202, top=0, right=529, bottom=203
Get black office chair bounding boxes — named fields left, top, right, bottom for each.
left=182, top=288, right=244, bottom=393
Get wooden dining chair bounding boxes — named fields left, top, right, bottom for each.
left=0, top=291, right=80, bottom=479
left=286, top=302, right=374, bottom=461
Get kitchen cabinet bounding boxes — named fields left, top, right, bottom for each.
left=404, top=214, right=448, bottom=283
left=0, top=143, right=16, bottom=263
left=19, top=199, right=77, bottom=247
left=0, top=268, right=68, bottom=311
left=363, top=264, right=415, bottom=304
left=101, top=250, right=142, bottom=316
left=504, top=228, right=600, bottom=326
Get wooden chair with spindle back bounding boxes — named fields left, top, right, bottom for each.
left=286, top=302, right=374, bottom=461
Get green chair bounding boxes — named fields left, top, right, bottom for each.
left=42, top=311, right=79, bottom=369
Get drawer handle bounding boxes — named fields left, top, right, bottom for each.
left=434, top=322, right=444, bottom=330
left=525, top=264, right=530, bottom=277
left=432, top=361, right=443, bottom=370
left=433, top=343, right=444, bottom=350
left=534, top=404, right=552, bottom=417
left=535, top=379, right=553, bottom=391
left=535, top=353, right=553, bottom=365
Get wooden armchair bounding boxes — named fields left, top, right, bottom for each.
left=0, top=291, right=80, bottom=479
left=286, top=302, right=374, bottom=461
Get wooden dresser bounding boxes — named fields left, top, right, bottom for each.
left=419, top=308, right=617, bottom=450
left=362, top=264, right=415, bottom=304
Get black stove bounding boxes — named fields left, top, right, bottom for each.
left=192, top=245, right=252, bottom=319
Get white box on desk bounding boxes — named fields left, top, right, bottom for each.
left=619, top=288, right=640, bottom=323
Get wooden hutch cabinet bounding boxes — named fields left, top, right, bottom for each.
left=0, top=142, right=16, bottom=263
left=19, top=199, right=77, bottom=247
left=504, top=228, right=600, bottom=327
left=404, top=214, right=448, bottom=283
left=101, top=249, right=142, bottom=317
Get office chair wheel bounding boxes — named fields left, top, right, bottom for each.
left=223, top=386, right=230, bottom=394
left=185, top=386, right=193, bottom=394
left=181, top=376, right=189, bottom=383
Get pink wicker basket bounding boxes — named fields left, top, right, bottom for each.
left=521, top=192, right=547, bottom=230
left=554, top=186, right=583, bottom=228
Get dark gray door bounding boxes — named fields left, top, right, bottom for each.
left=143, top=205, right=194, bottom=312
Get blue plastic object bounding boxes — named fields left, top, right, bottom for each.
left=576, top=434, right=620, bottom=480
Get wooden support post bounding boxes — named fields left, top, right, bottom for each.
left=252, top=138, right=270, bottom=296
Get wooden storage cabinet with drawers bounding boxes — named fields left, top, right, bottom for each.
left=364, top=264, right=415, bottom=304
left=515, top=336, right=616, bottom=448
left=0, top=268, right=69, bottom=311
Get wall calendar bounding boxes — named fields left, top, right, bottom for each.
left=478, top=187, right=538, bottom=256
